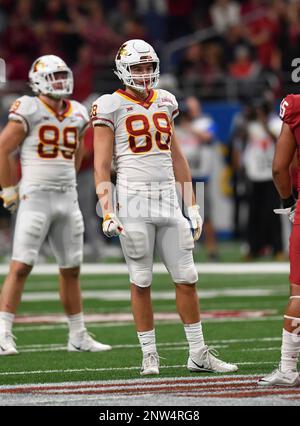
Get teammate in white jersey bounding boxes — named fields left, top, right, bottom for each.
left=0, top=55, right=111, bottom=355
left=92, top=40, right=237, bottom=375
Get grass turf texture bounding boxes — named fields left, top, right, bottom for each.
left=0, top=273, right=290, bottom=385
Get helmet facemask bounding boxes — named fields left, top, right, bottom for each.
left=43, top=71, right=74, bottom=99
left=116, top=60, right=159, bottom=92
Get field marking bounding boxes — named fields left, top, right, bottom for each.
left=11, top=337, right=283, bottom=354
left=12, top=315, right=284, bottom=333
left=5, top=375, right=300, bottom=406
left=0, top=262, right=291, bottom=276
left=13, top=344, right=281, bottom=354
left=19, top=288, right=288, bottom=302
left=14, top=337, right=283, bottom=351
left=4, top=374, right=300, bottom=405
left=0, top=374, right=261, bottom=389
left=0, top=377, right=261, bottom=393
left=2, top=374, right=300, bottom=406
left=0, top=394, right=297, bottom=406
left=23, top=281, right=288, bottom=292
left=10, top=342, right=280, bottom=353
left=14, top=343, right=231, bottom=354
left=13, top=310, right=277, bottom=325
left=36, top=387, right=300, bottom=398
left=0, top=362, right=279, bottom=377
left=240, top=347, right=280, bottom=352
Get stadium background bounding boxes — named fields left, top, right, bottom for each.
left=0, top=0, right=299, bottom=263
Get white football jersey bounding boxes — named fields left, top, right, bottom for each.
left=9, top=95, right=89, bottom=191
left=91, top=89, right=179, bottom=186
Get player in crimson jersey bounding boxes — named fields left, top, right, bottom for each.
left=0, top=55, right=111, bottom=355
left=92, top=39, right=238, bottom=375
left=259, top=94, right=300, bottom=386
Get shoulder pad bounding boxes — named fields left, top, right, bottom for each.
left=157, top=89, right=178, bottom=106
left=70, top=100, right=89, bottom=120
left=9, top=95, right=37, bottom=116
left=94, top=94, right=121, bottom=114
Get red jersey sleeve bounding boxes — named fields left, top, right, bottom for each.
left=280, top=94, right=300, bottom=131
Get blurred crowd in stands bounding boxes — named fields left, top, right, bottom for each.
left=1, top=0, right=300, bottom=99
left=0, top=0, right=298, bottom=262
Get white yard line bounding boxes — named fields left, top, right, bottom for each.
left=19, top=288, right=287, bottom=302
left=12, top=315, right=284, bottom=332
left=15, top=337, right=282, bottom=351
left=0, top=363, right=276, bottom=377
left=15, top=344, right=279, bottom=354
left=16, top=344, right=231, bottom=354
left=0, top=262, right=291, bottom=276
left=0, top=365, right=181, bottom=376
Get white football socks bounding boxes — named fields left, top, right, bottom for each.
left=67, top=313, right=86, bottom=336
left=137, top=329, right=157, bottom=356
left=281, top=329, right=300, bottom=373
left=0, top=312, right=15, bottom=334
left=184, top=321, right=205, bottom=355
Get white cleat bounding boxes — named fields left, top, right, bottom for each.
left=0, top=332, right=18, bottom=356
left=187, top=345, right=238, bottom=373
left=141, top=352, right=160, bottom=376
left=258, top=368, right=300, bottom=387
left=68, top=330, right=112, bottom=352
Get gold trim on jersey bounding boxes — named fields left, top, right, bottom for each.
left=115, top=89, right=158, bottom=110
left=38, top=97, right=73, bottom=122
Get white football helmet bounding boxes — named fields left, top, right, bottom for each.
left=114, top=39, right=160, bottom=91
left=29, top=55, right=73, bottom=99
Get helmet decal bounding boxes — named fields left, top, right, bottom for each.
left=33, top=60, right=46, bottom=72
left=117, top=44, right=129, bottom=60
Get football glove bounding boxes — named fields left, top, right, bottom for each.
left=0, top=185, right=18, bottom=214
left=274, top=195, right=297, bottom=224
left=187, top=204, right=203, bottom=241
left=102, top=213, right=125, bottom=237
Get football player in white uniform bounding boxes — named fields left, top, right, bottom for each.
left=0, top=55, right=111, bottom=355
left=92, top=40, right=237, bottom=375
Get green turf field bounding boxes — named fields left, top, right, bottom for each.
left=0, top=272, right=290, bottom=386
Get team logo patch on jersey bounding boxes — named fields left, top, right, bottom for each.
left=74, top=113, right=85, bottom=120
left=161, top=97, right=175, bottom=106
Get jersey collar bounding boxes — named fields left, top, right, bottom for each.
left=38, top=97, right=72, bottom=122
left=116, top=89, right=157, bottom=109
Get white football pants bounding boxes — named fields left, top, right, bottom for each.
left=117, top=183, right=198, bottom=287
left=12, top=187, right=84, bottom=268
